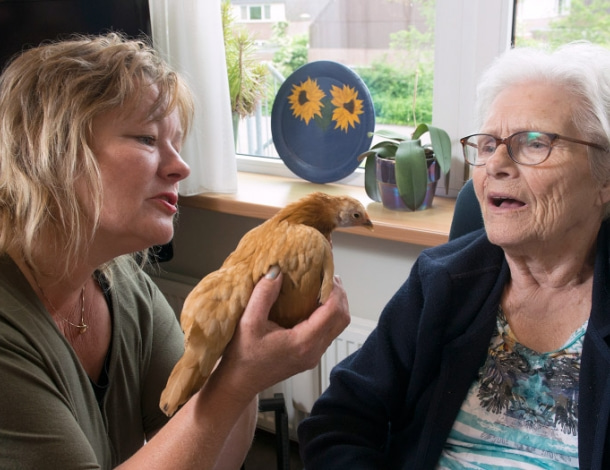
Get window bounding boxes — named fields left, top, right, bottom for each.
left=231, top=0, right=440, bottom=162
left=230, top=0, right=513, bottom=196
left=240, top=4, right=272, bottom=21
left=230, top=0, right=610, bottom=193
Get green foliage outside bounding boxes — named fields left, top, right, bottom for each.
left=549, top=0, right=610, bottom=48
left=222, top=0, right=268, bottom=118
left=516, top=0, right=610, bottom=49
left=269, top=0, right=435, bottom=126
left=357, top=0, right=435, bottom=126
left=355, top=62, right=433, bottom=126
left=271, top=21, right=308, bottom=78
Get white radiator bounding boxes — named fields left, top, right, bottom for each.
left=150, top=273, right=376, bottom=439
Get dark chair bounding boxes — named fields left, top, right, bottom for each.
left=448, top=179, right=484, bottom=241
left=258, top=393, right=290, bottom=470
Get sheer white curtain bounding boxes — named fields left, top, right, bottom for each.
left=150, top=0, right=237, bottom=196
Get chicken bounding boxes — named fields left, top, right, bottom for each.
left=159, top=192, right=373, bottom=416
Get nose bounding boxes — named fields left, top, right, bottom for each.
left=485, top=141, right=517, bottom=177
left=162, top=145, right=191, bottom=182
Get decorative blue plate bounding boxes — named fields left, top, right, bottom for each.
left=271, top=61, right=375, bottom=184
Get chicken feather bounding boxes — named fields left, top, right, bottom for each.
left=159, top=192, right=373, bottom=416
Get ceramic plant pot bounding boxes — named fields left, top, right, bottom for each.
left=375, top=156, right=441, bottom=211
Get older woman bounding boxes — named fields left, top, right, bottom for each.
left=298, top=42, right=610, bottom=469
left=0, top=34, right=350, bottom=469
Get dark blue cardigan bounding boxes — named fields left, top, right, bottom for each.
left=299, top=220, right=610, bottom=469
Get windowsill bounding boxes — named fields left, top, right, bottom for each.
left=178, top=172, right=456, bottom=247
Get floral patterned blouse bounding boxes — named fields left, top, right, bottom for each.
left=437, top=306, right=586, bottom=469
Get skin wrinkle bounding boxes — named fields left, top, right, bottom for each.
left=473, top=80, right=610, bottom=352
left=475, top=82, right=607, bottom=260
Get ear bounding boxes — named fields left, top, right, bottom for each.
left=598, top=179, right=610, bottom=206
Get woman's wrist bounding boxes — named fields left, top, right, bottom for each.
left=198, top=359, right=259, bottom=412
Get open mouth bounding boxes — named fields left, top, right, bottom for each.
left=491, top=196, right=525, bottom=209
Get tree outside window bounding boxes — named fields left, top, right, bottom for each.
left=515, top=0, right=610, bottom=49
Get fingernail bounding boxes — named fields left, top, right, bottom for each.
left=265, top=265, right=280, bottom=280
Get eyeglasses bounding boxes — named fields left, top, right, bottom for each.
left=460, top=131, right=609, bottom=166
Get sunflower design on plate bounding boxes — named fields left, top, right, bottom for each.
left=330, top=84, right=364, bottom=132
left=288, top=77, right=325, bottom=124
left=271, top=61, right=375, bottom=184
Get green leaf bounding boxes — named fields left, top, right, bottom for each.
left=368, top=129, right=409, bottom=142
left=370, top=140, right=397, bottom=151
left=374, top=142, right=398, bottom=159
left=395, top=140, right=427, bottom=210
left=411, top=123, right=429, bottom=140
left=356, top=149, right=378, bottom=163
left=313, top=96, right=333, bottom=131
left=427, top=125, right=452, bottom=176
left=357, top=142, right=398, bottom=162
left=363, top=155, right=381, bottom=202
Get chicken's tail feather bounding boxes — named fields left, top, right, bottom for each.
left=159, top=346, right=208, bottom=417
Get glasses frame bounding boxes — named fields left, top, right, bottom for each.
left=460, top=131, right=610, bottom=167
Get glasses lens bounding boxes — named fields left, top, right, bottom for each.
left=463, top=134, right=496, bottom=165
left=510, top=131, right=552, bottom=165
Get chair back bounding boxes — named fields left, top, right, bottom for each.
left=448, top=179, right=484, bottom=240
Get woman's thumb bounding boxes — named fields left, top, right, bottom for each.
left=243, top=265, right=283, bottom=322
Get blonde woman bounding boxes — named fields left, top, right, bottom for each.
left=0, top=34, right=349, bottom=469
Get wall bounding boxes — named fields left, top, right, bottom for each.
left=161, top=205, right=427, bottom=323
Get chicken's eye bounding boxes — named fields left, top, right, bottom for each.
left=353, top=212, right=361, bottom=219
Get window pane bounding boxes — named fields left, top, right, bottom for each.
left=249, top=6, right=262, bottom=21
left=226, top=0, right=435, bottom=160
left=514, top=0, right=610, bottom=49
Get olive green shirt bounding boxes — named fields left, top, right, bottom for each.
left=0, top=256, right=184, bottom=469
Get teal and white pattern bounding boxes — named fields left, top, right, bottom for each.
left=437, top=307, right=586, bottom=469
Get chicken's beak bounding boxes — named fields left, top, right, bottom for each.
left=362, top=217, right=374, bottom=231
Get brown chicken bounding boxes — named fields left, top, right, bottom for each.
left=159, top=192, right=373, bottom=416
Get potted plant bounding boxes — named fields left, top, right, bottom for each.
left=356, top=123, right=452, bottom=211
left=221, top=0, right=268, bottom=142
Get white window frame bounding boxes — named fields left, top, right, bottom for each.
left=236, top=0, right=514, bottom=197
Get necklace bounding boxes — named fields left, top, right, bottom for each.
left=35, top=278, right=88, bottom=334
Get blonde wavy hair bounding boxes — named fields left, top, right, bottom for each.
left=0, top=33, right=194, bottom=278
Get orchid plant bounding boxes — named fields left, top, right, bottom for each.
left=357, top=123, right=452, bottom=210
